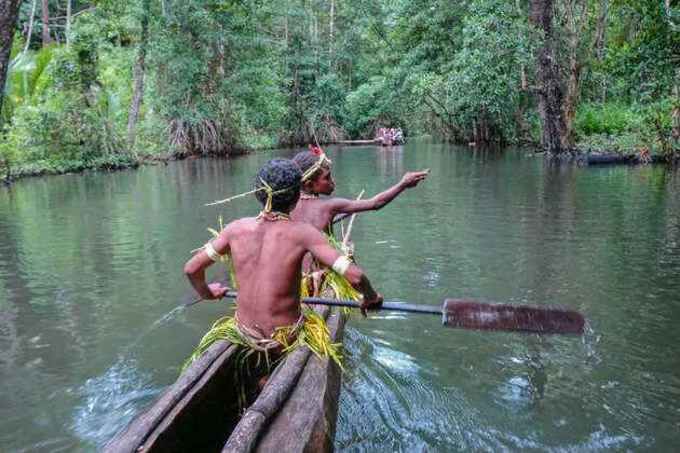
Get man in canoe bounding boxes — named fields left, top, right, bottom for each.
left=291, top=145, right=429, bottom=234
left=290, top=145, right=428, bottom=298
left=183, top=158, right=382, bottom=380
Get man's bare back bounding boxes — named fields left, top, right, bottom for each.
left=210, top=218, right=336, bottom=335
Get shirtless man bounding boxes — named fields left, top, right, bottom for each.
left=290, top=146, right=429, bottom=234
left=183, top=158, right=383, bottom=338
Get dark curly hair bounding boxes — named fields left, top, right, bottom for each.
left=254, top=159, right=302, bottom=212
left=292, top=151, right=323, bottom=182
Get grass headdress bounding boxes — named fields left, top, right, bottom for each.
left=296, top=145, right=333, bottom=182
left=205, top=159, right=302, bottom=215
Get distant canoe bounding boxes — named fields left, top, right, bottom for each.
left=105, top=306, right=345, bottom=453
left=337, top=139, right=405, bottom=146
left=337, top=139, right=381, bottom=145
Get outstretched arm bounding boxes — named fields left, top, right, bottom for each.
left=184, top=230, right=231, bottom=300
left=329, top=169, right=429, bottom=215
left=302, top=225, right=382, bottom=311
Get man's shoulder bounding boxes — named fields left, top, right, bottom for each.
left=301, top=196, right=346, bottom=217
left=297, top=197, right=336, bottom=210
left=223, top=217, right=258, bottom=233
left=324, top=196, right=355, bottom=207
left=286, top=219, right=321, bottom=238
left=286, top=218, right=315, bottom=231
left=320, top=195, right=346, bottom=204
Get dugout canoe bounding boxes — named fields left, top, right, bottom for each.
left=104, top=305, right=345, bottom=453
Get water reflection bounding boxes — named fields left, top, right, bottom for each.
left=1, top=144, right=680, bottom=450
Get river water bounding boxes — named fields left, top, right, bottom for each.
left=1, top=142, right=679, bottom=452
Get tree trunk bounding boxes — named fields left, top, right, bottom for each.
left=594, top=0, right=608, bottom=61
left=672, top=76, right=679, bottom=153
left=127, top=0, right=150, bottom=149
left=348, top=59, right=352, bottom=90
left=329, top=0, right=335, bottom=66
left=41, top=0, right=50, bottom=46
left=563, top=57, right=580, bottom=146
left=514, top=65, right=533, bottom=143
left=314, top=12, right=319, bottom=74
left=283, top=1, right=289, bottom=72
left=594, top=0, right=609, bottom=102
left=563, top=0, right=597, bottom=146
left=562, top=0, right=580, bottom=146
left=23, top=0, right=37, bottom=53
left=66, top=0, right=71, bottom=46
left=0, top=0, right=23, bottom=127
left=513, top=0, right=532, bottom=143
left=530, top=0, right=567, bottom=154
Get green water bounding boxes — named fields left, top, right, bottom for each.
left=1, top=142, right=679, bottom=451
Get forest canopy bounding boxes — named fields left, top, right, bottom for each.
left=0, top=0, right=678, bottom=179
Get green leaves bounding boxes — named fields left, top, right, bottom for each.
left=3, top=0, right=677, bottom=176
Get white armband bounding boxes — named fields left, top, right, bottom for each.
left=204, top=241, right=224, bottom=262
left=332, top=255, right=351, bottom=275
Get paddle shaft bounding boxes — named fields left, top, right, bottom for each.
left=186, top=293, right=584, bottom=334
left=333, top=212, right=351, bottom=224
left=187, top=292, right=439, bottom=315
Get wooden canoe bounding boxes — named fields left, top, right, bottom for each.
left=104, top=306, right=345, bottom=453
left=336, top=139, right=380, bottom=145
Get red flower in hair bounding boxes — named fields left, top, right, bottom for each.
left=309, top=144, right=324, bottom=156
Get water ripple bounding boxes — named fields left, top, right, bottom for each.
left=71, top=357, right=160, bottom=449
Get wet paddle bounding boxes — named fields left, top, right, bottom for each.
left=185, top=293, right=584, bottom=335
left=332, top=212, right=351, bottom=224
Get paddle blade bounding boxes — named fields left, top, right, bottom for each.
left=442, top=299, right=585, bottom=334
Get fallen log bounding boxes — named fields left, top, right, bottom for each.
left=584, top=153, right=666, bottom=166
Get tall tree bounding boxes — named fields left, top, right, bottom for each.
left=530, top=0, right=567, bottom=154
left=66, top=0, right=72, bottom=46
left=127, top=0, right=151, bottom=149
left=561, top=0, right=593, bottom=145
left=24, top=0, right=38, bottom=53
left=41, top=0, right=50, bottom=46
left=329, top=0, right=335, bottom=65
left=0, top=0, right=23, bottom=128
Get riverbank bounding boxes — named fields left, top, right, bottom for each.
left=2, top=127, right=677, bottom=186
left=0, top=147, right=253, bottom=185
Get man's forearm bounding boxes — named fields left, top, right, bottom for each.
left=369, top=181, right=406, bottom=210
left=186, top=269, right=212, bottom=299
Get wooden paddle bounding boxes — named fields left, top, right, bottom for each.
left=184, top=292, right=584, bottom=334
left=332, top=212, right=351, bottom=224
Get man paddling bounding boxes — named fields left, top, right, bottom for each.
left=290, top=145, right=429, bottom=234
left=183, top=158, right=382, bottom=372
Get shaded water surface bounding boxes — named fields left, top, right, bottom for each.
left=1, top=143, right=679, bottom=451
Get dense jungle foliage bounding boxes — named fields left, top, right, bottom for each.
left=0, top=0, right=678, bottom=179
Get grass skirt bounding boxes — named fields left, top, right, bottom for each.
left=182, top=307, right=343, bottom=373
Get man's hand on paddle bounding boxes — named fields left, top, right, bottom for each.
left=205, top=282, right=230, bottom=300
left=361, top=292, right=384, bottom=317
left=400, top=169, right=430, bottom=188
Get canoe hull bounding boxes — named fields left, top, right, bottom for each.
left=104, top=306, right=345, bottom=453
left=256, top=308, right=344, bottom=452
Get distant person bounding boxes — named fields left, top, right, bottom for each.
left=394, top=128, right=404, bottom=144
